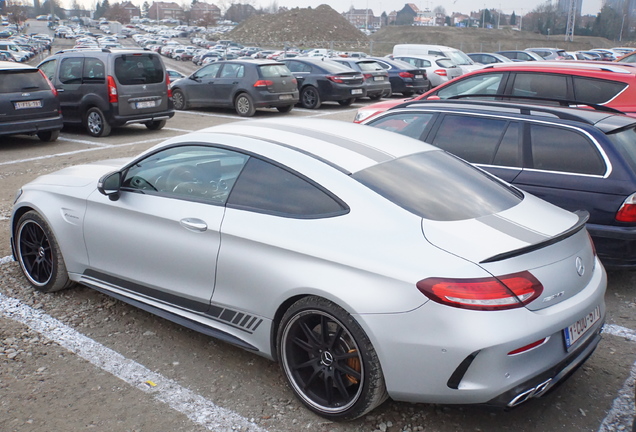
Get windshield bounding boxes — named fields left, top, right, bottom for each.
left=353, top=151, right=522, bottom=221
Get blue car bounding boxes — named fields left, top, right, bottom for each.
left=363, top=99, right=636, bottom=269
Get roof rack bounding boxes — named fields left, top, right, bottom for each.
left=447, top=94, right=625, bottom=113
left=55, top=48, right=112, bottom=54
left=485, top=60, right=634, bottom=74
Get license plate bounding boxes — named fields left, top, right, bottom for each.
left=374, top=76, right=385, bottom=81
left=563, top=305, right=601, bottom=349
left=279, top=94, right=293, bottom=100
left=136, top=100, right=156, bottom=109
left=15, top=100, right=42, bottom=109
left=351, top=89, right=363, bottom=95
left=415, top=75, right=424, bottom=79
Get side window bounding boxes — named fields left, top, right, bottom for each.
left=220, top=63, right=244, bottom=78
left=285, top=61, right=310, bottom=73
left=38, top=59, right=57, bottom=82
left=122, top=145, right=250, bottom=204
left=59, top=57, right=83, bottom=84
left=573, top=77, right=627, bottom=104
left=431, top=115, right=509, bottom=165
left=436, top=73, right=504, bottom=99
left=492, top=122, right=521, bottom=167
left=227, top=158, right=347, bottom=218
left=367, top=113, right=434, bottom=139
left=530, top=125, right=605, bottom=175
left=511, top=73, right=568, bottom=100
left=83, top=57, right=105, bottom=82
left=195, top=62, right=221, bottom=79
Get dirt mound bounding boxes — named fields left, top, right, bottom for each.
left=228, top=5, right=370, bottom=49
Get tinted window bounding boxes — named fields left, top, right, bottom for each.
left=573, top=77, right=627, bottom=104
left=511, top=73, right=567, bottom=100
left=228, top=158, right=346, bottom=218
left=606, top=127, right=636, bottom=172
left=220, top=63, right=244, bottom=78
left=530, top=125, right=605, bottom=175
left=353, top=151, right=521, bottom=221
left=436, top=73, right=504, bottom=99
left=114, top=54, right=163, bottom=85
left=195, top=63, right=221, bottom=79
left=0, top=69, right=49, bottom=93
left=493, top=123, right=521, bottom=167
left=83, top=57, right=105, bottom=82
left=357, top=61, right=383, bottom=71
left=432, top=115, right=510, bottom=164
left=284, top=60, right=311, bottom=73
left=38, top=59, right=56, bottom=81
left=368, top=112, right=434, bottom=139
left=122, top=145, right=249, bottom=204
left=259, top=64, right=292, bottom=77
left=59, top=57, right=83, bottom=84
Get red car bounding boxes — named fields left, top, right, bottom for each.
left=355, top=61, right=636, bottom=122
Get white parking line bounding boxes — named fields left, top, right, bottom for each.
left=58, top=137, right=114, bottom=147
left=0, top=291, right=268, bottom=432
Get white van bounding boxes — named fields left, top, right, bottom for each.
left=392, top=44, right=482, bottom=74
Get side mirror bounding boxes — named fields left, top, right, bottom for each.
left=98, top=171, right=122, bottom=201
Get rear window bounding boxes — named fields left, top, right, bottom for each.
left=353, top=151, right=522, bottom=221
left=573, top=77, right=627, bottom=104
left=259, top=64, right=291, bottom=78
left=436, top=59, right=455, bottom=68
left=357, top=61, right=383, bottom=71
left=0, top=69, right=48, bottom=93
left=607, top=127, right=636, bottom=172
left=114, top=54, right=163, bottom=85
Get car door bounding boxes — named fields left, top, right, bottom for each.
left=83, top=145, right=249, bottom=310
left=283, top=60, right=311, bottom=87
left=186, top=62, right=222, bottom=106
left=55, top=56, right=84, bottom=122
left=213, top=63, right=245, bottom=106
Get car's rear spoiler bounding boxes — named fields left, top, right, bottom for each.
left=480, top=210, right=589, bottom=264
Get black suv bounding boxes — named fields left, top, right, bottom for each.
left=0, top=61, right=63, bottom=142
left=38, top=48, right=174, bottom=137
left=363, top=99, right=636, bottom=269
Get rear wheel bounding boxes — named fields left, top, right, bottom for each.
left=369, top=94, right=382, bottom=101
left=277, top=104, right=294, bottom=113
left=37, top=130, right=60, bottom=142
left=85, top=107, right=111, bottom=137
left=15, top=211, right=73, bottom=293
left=172, top=89, right=187, bottom=110
left=235, top=93, right=256, bottom=117
left=277, top=296, right=388, bottom=420
left=145, top=119, right=166, bottom=130
left=300, top=86, right=321, bottom=109
left=338, top=98, right=355, bottom=106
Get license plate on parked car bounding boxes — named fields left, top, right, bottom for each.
left=136, top=101, right=156, bottom=109
left=351, top=89, right=363, bottom=95
left=374, top=76, right=385, bottom=81
left=563, top=305, right=601, bottom=349
left=415, top=75, right=424, bottom=79
left=279, top=94, right=293, bottom=100
left=14, top=100, right=42, bottom=110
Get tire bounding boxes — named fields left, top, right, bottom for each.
left=338, top=98, right=355, bottom=106
left=402, top=91, right=414, bottom=97
left=172, top=89, right=187, bottom=110
left=369, top=94, right=382, bottom=101
left=15, top=211, right=73, bottom=293
left=85, top=107, right=111, bottom=137
left=277, top=296, right=388, bottom=421
left=300, top=86, right=321, bottom=109
left=37, top=129, right=60, bottom=142
left=145, top=119, right=166, bottom=130
left=235, top=93, right=256, bottom=117
left=276, top=104, right=293, bottom=113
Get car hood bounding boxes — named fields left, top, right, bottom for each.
left=27, top=158, right=130, bottom=188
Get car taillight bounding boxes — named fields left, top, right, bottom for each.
left=615, top=192, right=636, bottom=222
left=107, top=75, right=118, bottom=103
left=39, top=69, right=57, bottom=97
left=363, top=73, right=373, bottom=80
left=326, top=75, right=345, bottom=83
left=416, top=271, right=543, bottom=311
left=254, top=79, right=274, bottom=87
left=399, top=71, right=414, bottom=78
left=166, top=73, right=172, bottom=98
left=434, top=69, right=447, bottom=76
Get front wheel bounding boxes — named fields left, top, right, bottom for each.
left=338, top=98, right=355, bottom=106
left=235, top=93, right=256, bottom=117
left=277, top=296, right=388, bottom=420
left=85, top=107, right=111, bottom=137
left=15, top=211, right=73, bottom=293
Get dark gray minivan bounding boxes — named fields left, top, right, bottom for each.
left=38, top=48, right=174, bottom=137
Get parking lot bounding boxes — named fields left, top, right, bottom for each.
left=0, top=30, right=635, bottom=432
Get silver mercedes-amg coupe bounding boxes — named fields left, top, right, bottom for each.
left=10, top=118, right=606, bottom=420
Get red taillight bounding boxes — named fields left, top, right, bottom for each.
left=107, top=75, right=118, bottom=103
left=363, top=73, right=373, bottom=80
left=39, top=69, right=57, bottom=97
left=398, top=71, right=414, bottom=78
left=416, top=271, right=543, bottom=311
left=254, top=79, right=274, bottom=87
left=615, top=193, right=636, bottom=222
left=166, top=73, right=172, bottom=98
left=326, top=75, right=345, bottom=83
left=292, top=78, right=297, bottom=85
left=508, top=337, right=549, bottom=355
left=434, top=69, right=447, bottom=76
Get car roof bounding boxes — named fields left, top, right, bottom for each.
left=386, top=99, right=636, bottom=133
left=174, top=118, right=436, bottom=174
left=481, top=60, right=636, bottom=75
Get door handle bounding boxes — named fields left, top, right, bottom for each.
left=56, top=88, right=64, bottom=92
left=180, top=218, right=207, bottom=232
